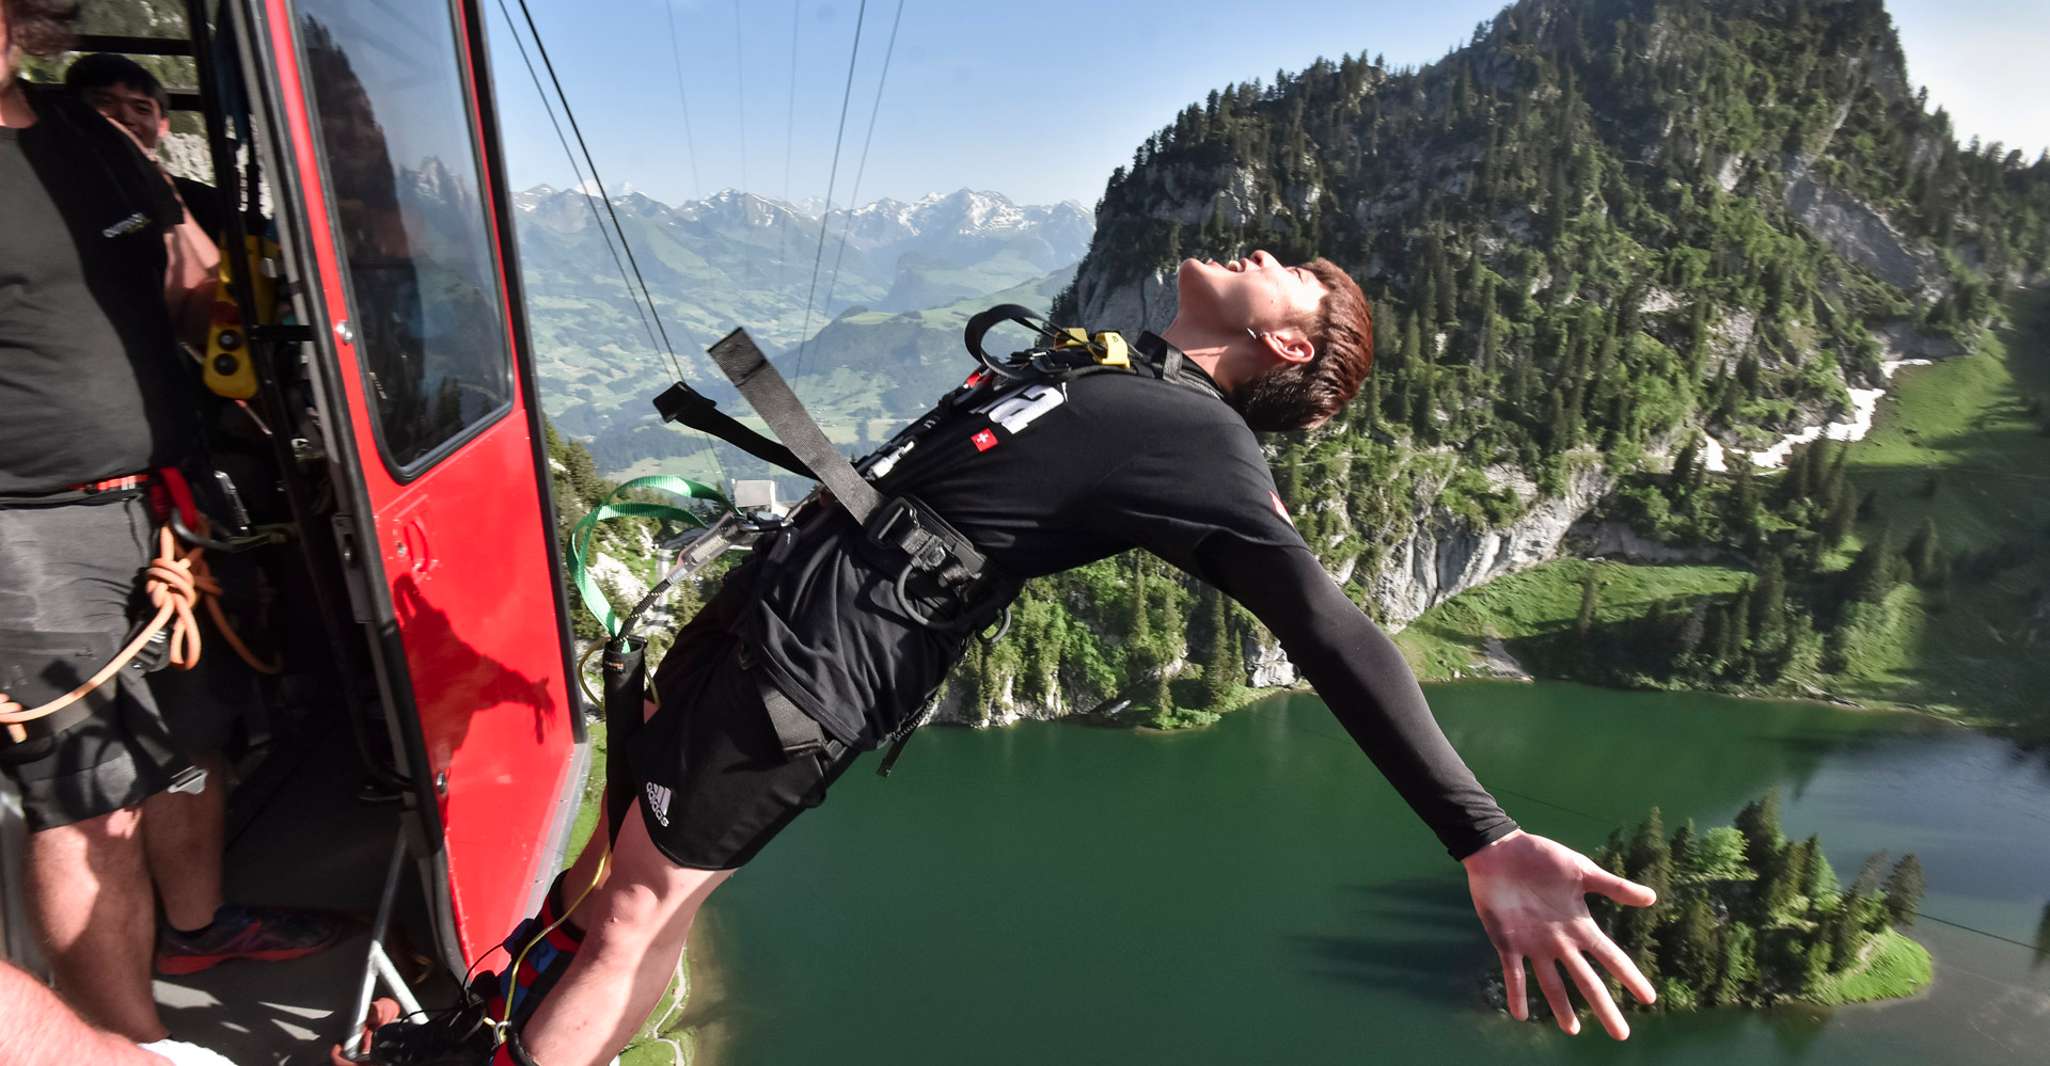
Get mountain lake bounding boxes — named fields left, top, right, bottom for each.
left=681, top=682, right=2050, bottom=1065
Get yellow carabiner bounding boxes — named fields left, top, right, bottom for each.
left=1092, top=330, right=1130, bottom=369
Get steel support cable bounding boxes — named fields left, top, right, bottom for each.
left=731, top=0, right=752, bottom=285
left=663, top=0, right=704, bottom=200
left=504, top=0, right=727, bottom=481
left=810, top=0, right=905, bottom=367
left=510, top=0, right=685, bottom=383
left=789, top=0, right=869, bottom=382
left=492, top=0, right=662, bottom=369
left=776, top=0, right=800, bottom=289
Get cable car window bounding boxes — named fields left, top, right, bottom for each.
left=297, top=0, right=511, bottom=473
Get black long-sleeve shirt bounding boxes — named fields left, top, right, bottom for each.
left=741, top=342, right=1518, bottom=859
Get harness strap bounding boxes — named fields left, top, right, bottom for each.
left=598, top=637, right=647, bottom=841
left=566, top=475, right=727, bottom=639
left=651, top=380, right=811, bottom=479
left=706, top=328, right=883, bottom=523
left=758, top=680, right=828, bottom=757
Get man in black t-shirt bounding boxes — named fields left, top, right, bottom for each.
left=1, top=5, right=339, bottom=1045
left=64, top=52, right=226, bottom=239
left=371, top=249, right=1659, bottom=1066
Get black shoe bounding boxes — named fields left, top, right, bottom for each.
left=356, top=975, right=502, bottom=1065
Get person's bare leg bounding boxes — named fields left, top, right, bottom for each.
left=143, top=754, right=227, bottom=932
left=26, top=806, right=167, bottom=1042
left=520, top=807, right=732, bottom=1066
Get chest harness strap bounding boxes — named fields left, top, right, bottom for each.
left=706, top=329, right=1010, bottom=638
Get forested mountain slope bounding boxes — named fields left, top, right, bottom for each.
left=934, top=0, right=2048, bottom=728
left=1051, top=0, right=2045, bottom=631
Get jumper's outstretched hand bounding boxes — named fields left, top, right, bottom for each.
left=1462, top=829, right=1657, bottom=1040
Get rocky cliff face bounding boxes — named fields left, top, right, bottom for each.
left=1368, top=460, right=1612, bottom=628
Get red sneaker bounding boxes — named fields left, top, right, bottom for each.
left=156, top=904, right=353, bottom=975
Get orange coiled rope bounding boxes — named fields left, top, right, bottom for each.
left=0, top=521, right=277, bottom=744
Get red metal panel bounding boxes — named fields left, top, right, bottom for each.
left=260, top=0, right=576, bottom=966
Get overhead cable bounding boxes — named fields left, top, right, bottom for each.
left=491, top=0, right=661, bottom=367
left=503, top=0, right=727, bottom=480
left=663, top=0, right=704, bottom=199
left=812, top=0, right=906, bottom=363
left=510, top=0, right=686, bottom=383
left=731, top=0, right=752, bottom=284
left=790, top=0, right=870, bottom=381
left=777, top=0, right=801, bottom=289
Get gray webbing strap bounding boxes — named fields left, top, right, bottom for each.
left=706, top=328, right=882, bottom=523
left=758, top=679, right=827, bottom=756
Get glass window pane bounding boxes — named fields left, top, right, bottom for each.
left=297, top=0, right=511, bottom=471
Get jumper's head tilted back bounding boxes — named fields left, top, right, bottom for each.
left=1170, top=250, right=1374, bottom=432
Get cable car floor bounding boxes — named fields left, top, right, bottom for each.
left=153, top=719, right=457, bottom=1065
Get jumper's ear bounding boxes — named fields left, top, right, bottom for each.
left=1260, top=327, right=1315, bottom=366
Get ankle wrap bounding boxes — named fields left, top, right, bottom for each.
left=488, top=874, right=586, bottom=1029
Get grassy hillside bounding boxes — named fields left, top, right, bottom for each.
left=1822, top=289, right=2050, bottom=722
left=1400, top=288, right=2050, bottom=728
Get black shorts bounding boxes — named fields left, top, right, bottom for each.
left=630, top=629, right=859, bottom=871
left=0, top=494, right=190, bottom=831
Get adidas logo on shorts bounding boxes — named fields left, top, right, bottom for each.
left=645, top=782, right=673, bottom=827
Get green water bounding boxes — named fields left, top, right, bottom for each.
left=690, top=683, right=2050, bottom=1065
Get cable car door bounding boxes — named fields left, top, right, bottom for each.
left=244, top=0, right=583, bottom=970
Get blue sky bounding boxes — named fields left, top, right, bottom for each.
left=484, top=0, right=2050, bottom=209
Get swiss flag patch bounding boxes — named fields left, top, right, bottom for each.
left=971, top=428, right=1000, bottom=452
left=1268, top=489, right=1295, bottom=527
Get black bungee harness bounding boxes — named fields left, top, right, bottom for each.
left=631, top=306, right=1223, bottom=775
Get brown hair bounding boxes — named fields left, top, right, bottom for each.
left=1229, top=257, right=1375, bottom=431
left=3, top=0, right=79, bottom=57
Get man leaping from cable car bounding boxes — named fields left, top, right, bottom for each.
left=367, top=251, right=1659, bottom=1065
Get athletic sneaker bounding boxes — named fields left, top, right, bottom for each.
left=156, top=903, right=353, bottom=975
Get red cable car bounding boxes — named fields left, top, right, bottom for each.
left=2, top=0, right=589, bottom=1054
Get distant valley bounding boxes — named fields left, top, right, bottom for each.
left=512, top=185, right=1092, bottom=477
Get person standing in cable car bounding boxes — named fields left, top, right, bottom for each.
left=0, top=1, right=341, bottom=1045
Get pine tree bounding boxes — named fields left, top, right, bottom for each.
left=1668, top=434, right=1702, bottom=497
left=1729, top=461, right=1760, bottom=537
left=1199, top=586, right=1242, bottom=708
left=1824, top=906, right=1862, bottom=973
left=1671, top=897, right=1720, bottom=988
left=1734, top=789, right=1785, bottom=872
left=1823, top=485, right=1857, bottom=549
left=1751, top=552, right=1788, bottom=656
left=1783, top=836, right=1819, bottom=903
left=1751, top=839, right=1798, bottom=921
left=1883, top=854, right=1925, bottom=927
left=1712, top=924, right=1759, bottom=1006
left=1617, top=808, right=1674, bottom=977
left=1849, top=526, right=1903, bottom=603
left=1725, top=587, right=1753, bottom=674
left=1670, top=819, right=1697, bottom=879
left=1797, top=834, right=1836, bottom=900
